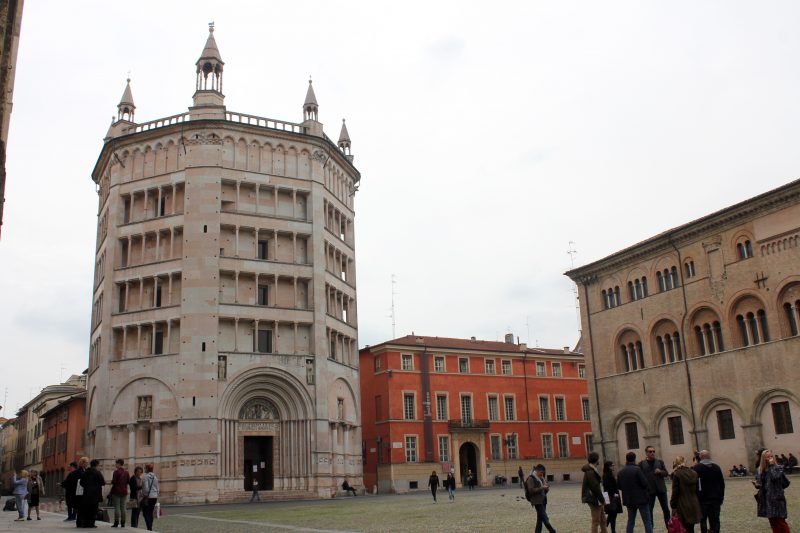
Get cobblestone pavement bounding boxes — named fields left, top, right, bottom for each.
left=150, top=477, right=798, bottom=533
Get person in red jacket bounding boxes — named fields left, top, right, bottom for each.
left=110, top=459, right=131, bottom=528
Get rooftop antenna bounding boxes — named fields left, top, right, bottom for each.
left=389, top=274, right=397, bottom=339
left=567, top=241, right=581, bottom=331
left=526, top=315, right=531, bottom=345
left=60, top=362, right=66, bottom=383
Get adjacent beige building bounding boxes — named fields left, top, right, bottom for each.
left=566, top=179, right=800, bottom=471
left=87, top=26, right=362, bottom=503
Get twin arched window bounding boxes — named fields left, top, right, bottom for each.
left=602, top=286, right=622, bottom=309
left=656, top=267, right=680, bottom=292
left=694, top=321, right=724, bottom=355
left=737, top=240, right=754, bottom=260
left=784, top=300, right=800, bottom=337
left=620, top=341, right=645, bottom=372
left=736, top=309, right=769, bottom=346
left=656, top=332, right=682, bottom=364
left=628, top=277, right=648, bottom=301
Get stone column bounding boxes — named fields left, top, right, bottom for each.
left=127, top=423, right=136, bottom=464
left=234, top=225, right=240, bottom=257
left=171, top=184, right=177, bottom=215
left=234, top=271, right=239, bottom=304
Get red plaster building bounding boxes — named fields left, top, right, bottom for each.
left=40, top=392, right=86, bottom=496
left=359, top=335, right=591, bottom=493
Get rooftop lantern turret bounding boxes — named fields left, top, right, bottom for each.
left=191, top=23, right=226, bottom=117
left=303, top=77, right=318, bottom=121
left=338, top=119, right=353, bottom=162
left=117, top=78, right=135, bottom=122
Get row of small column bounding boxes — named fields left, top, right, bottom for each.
left=225, top=318, right=310, bottom=354
left=621, top=341, right=645, bottom=371
left=225, top=181, right=307, bottom=220
left=222, top=271, right=309, bottom=309
left=124, top=183, right=181, bottom=224
left=119, top=273, right=180, bottom=312
left=326, top=283, right=356, bottom=326
left=116, top=319, right=176, bottom=358
left=324, top=241, right=353, bottom=283
left=223, top=224, right=308, bottom=263
left=121, top=227, right=183, bottom=267
left=737, top=311, right=768, bottom=345
left=323, top=199, right=352, bottom=243
left=695, top=322, right=724, bottom=355
left=655, top=332, right=682, bottom=363
left=328, top=327, right=356, bottom=365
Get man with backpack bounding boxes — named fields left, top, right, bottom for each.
left=525, top=464, right=557, bottom=533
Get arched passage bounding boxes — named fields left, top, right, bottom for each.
left=459, top=442, right=479, bottom=487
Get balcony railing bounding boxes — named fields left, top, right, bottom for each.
left=448, top=419, right=490, bottom=431
left=120, top=111, right=307, bottom=136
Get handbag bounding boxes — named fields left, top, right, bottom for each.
left=125, top=499, right=138, bottom=510
left=781, top=473, right=790, bottom=489
left=75, top=479, right=84, bottom=497
left=667, top=516, right=687, bottom=533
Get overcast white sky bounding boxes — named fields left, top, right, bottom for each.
left=2, top=0, right=799, bottom=415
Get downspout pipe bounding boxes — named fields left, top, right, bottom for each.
left=581, top=275, right=607, bottom=457
left=668, top=234, right=700, bottom=451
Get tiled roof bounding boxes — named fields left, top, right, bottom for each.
left=363, top=335, right=581, bottom=356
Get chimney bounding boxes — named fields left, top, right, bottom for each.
left=563, top=346, right=570, bottom=354
left=505, top=333, right=515, bottom=344
left=470, top=336, right=476, bottom=341
left=519, top=343, right=528, bottom=351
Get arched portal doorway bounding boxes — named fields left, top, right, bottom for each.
left=459, top=442, right=478, bottom=486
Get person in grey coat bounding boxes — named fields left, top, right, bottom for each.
left=639, top=446, right=670, bottom=531
left=617, top=452, right=653, bottom=533
left=756, top=449, right=791, bottom=532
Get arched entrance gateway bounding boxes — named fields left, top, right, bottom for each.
left=459, top=442, right=479, bottom=486
left=218, top=369, right=317, bottom=497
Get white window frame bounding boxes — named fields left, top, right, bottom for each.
left=436, top=393, right=448, bottom=421
left=506, top=433, right=518, bottom=459
left=504, top=395, right=516, bottom=421
left=401, top=353, right=413, bottom=371
left=460, top=393, right=473, bottom=423
left=557, top=432, right=569, bottom=458
left=578, top=364, right=586, bottom=378
left=438, top=435, right=450, bottom=462
left=490, top=434, right=502, bottom=460
left=552, top=362, right=562, bottom=377
left=541, top=433, right=553, bottom=459
left=402, top=392, right=416, bottom=420
left=434, top=356, right=445, bottom=372
left=404, top=435, right=418, bottom=463
left=539, top=395, right=550, bottom=421
left=536, top=361, right=546, bottom=376
left=501, top=359, right=512, bottom=375
left=459, top=357, right=469, bottom=373
left=555, top=396, right=566, bottom=421
left=581, top=397, right=591, bottom=421
left=485, top=359, right=496, bottom=374
left=487, top=395, right=499, bottom=421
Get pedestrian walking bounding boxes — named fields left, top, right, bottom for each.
left=61, top=462, right=80, bottom=521
left=428, top=471, right=439, bottom=502
left=692, top=449, right=725, bottom=533
left=617, top=451, right=653, bottom=533
left=81, top=459, right=106, bottom=529
left=670, top=455, right=702, bottom=533
left=11, top=470, right=28, bottom=522
left=756, top=449, right=792, bottom=533
left=466, top=469, right=475, bottom=490
left=525, top=464, right=556, bottom=533
left=602, top=461, right=621, bottom=533
left=26, top=470, right=44, bottom=520
left=640, top=446, right=670, bottom=531
left=582, top=452, right=608, bottom=533
left=129, top=466, right=144, bottom=528
left=141, top=463, right=160, bottom=531
left=250, top=479, right=261, bottom=502
left=519, top=466, right=525, bottom=488
left=110, top=459, right=130, bottom=527
left=445, top=471, right=456, bottom=501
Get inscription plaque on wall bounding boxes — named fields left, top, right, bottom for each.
left=239, top=422, right=279, bottom=432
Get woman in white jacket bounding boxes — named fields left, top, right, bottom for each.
left=141, top=464, right=160, bottom=531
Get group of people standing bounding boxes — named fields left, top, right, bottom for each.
left=10, top=469, right=44, bottom=521
left=59, top=458, right=160, bottom=530
left=578, top=446, right=792, bottom=533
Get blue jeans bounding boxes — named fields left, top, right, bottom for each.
left=626, top=504, right=653, bottom=533
left=14, top=495, right=25, bottom=518
left=649, top=491, right=670, bottom=530
left=447, top=487, right=454, bottom=500
left=534, top=503, right=556, bottom=533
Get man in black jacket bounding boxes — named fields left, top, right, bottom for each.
left=60, top=462, right=79, bottom=521
left=617, top=452, right=653, bottom=533
left=639, top=446, right=670, bottom=531
left=81, top=459, right=106, bottom=529
left=692, top=449, right=725, bottom=533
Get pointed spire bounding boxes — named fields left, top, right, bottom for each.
left=195, top=22, right=225, bottom=95
left=303, top=77, right=319, bottom=122
left=117, top=78, right=135, bottom=122
left=338, top=119, right=353, bottom=162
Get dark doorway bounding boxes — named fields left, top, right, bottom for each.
left=459, top=442, right=478, bottom=486
left=243, top=436, right=274, bottom=491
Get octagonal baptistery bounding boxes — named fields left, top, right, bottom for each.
left=87, top=26, right=362, bottom=503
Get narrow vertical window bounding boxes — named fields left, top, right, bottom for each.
left=737, top=315, right=749, bottom=346
left=557, top=434, right=569, bottom=458
left=542, top=435, right=553, bottom=459
left=785, top=303, right=799, bottom=336
left=403, top=394, right=415, bottom=420
left=582, top=398, right=591, bottom=421
left=772, top=401, right=794, bottom=434
left=405, top=436, right=418, bottom=462
left=539, top=397, right=550, bottom=421
left=716, top=409, right=735, bottom=440
left=758, top=309, right=769, bottom=342
left=713, top=321, right=724, bottom=351
left=257, top=240, right=268, bottom=260
left=657, top=336, right=666, bottom=364
left=460, top=396, right=473, bottom=424
left=504, top=397, right=515, bottom=421
left=488, top=397, right=499, bottom=421
left=625, top=422, right=639, bottom=449
left=657, top=271, right=664, bottom=292
left=668, top=415, right=684, bottom=445
left=436, top=395, right=448, bottom=421
left=491, top=435, right=502, bottom=460
left=438, top=436, right=450, bottom=462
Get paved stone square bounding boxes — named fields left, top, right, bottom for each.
left=151, top=477, right=798, bottom=533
